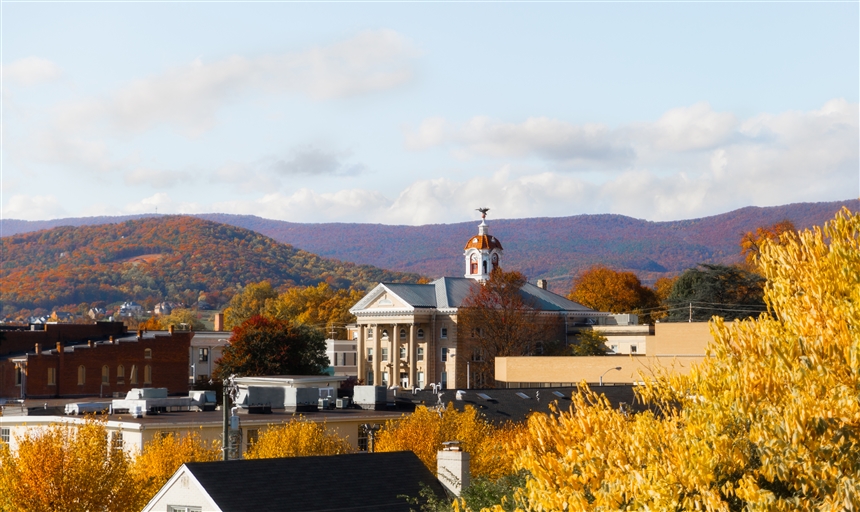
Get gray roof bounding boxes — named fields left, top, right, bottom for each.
left=185, top=451, right=445, bottom=511
left=373, top=278, right=597, bottom=314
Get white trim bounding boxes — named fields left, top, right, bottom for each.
left=141, top=465, right=222, bottom=512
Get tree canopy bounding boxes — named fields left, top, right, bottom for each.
left=506, top=207, right=860, bottom=510
left=215, top=315, right=329, bottom=378
left=739, top=218, right=797, bottom=269
left=457, top=270, right=563, bottom=387
left=570, top=329, right=610, bottom=356
left=664, top=263, right=765, bottom=322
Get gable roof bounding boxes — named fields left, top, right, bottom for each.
left=184, top=451, right=445, bottom=512
left=352, top=278, right=603, bottom=315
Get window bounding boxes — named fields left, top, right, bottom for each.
left=400, top=328, right=407, bottom=340
left=341, top=352, right=347, bottom=366
left=111, top=431, right=123, bottom=452
left=482, top=260, right=487, bottom=274
left=441, top=348, right=448, bottom=362
left=102, top=365, right=110, bottom=384
left=399, top=346, right=406, bottom=360
left=198, top=348, right=209, bottom=362
left=77, top=365, right=86, bottom=386
left=382, top=372, right=389, bottom=385
left=117, top=365, right=125, bottom=385
left=417, top=371, right=425, bottom=389
left=417, top=328, right=424, bottom=339
left=381, top=347, right=388, bottom=362
left=492, top=253, right=499, bottom=271
left=168, top=505, right=202, bottom=512
left=367, top=371, right=374, bottom=386
left=441, top=327, right=448, bottom=339
left=332, top=352, right=338, bottom=367
left=417, top=347, right=424, bottom=361
left=358, top=424, right=380, bottom=452
left=144, top=348, right=152, bottom=359
left=441, top=371, right=448, bottom=389
left=15, top=367, right=23, bottom=386
left=470, top=254, right=478, bottom=274
left=367, top=327, right=374, bottom=339
left=367, top=348, right=373, bottom=363
left=630, top=345, right=638, bottom=354
left=144, top=365, right=152, bottom=385
left=471, top=348, right=484, bottom=361
left=381, top=329, right=389, bottom=339
left=47, top=367, right=56, bottom=386
left=130, top=365, right=138, bottom=384
left=0, top=428, right=9, bottom=444
left=247, top=429, right=259, bottom=447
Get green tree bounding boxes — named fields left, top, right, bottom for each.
left=223, top=281, right=278, bottom=329
left=570, top=329, right=609, bottom=356
left=215, top=315, right=329, bottom=378
left=664, top=263, right=765, bottom=322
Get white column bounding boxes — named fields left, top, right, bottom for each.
left=408, top=324, right=416, bottom=388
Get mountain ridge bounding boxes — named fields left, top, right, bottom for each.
left=3, top=199, right=857, bottom=294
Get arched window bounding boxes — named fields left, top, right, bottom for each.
left=117, top=365, right=125, bottom=385
left=144, top=365, right=152, bottom=385
left=77, top=365, right=86, bottom=385
left=470, top=254, right=478, bottom=275
left=482, top=260, right=488, bottom=274
left=130, top=365, right=138, bottom=385
left=492, top=253, right=499, bottom=271
left=102, top=365, right=109, bottom=384
left=399, top=328, right=406, bottom=340
left=381, top=330, right=389, bottom=339
left=144, top=348, right=152, bottom=359
left=417, top=329, right=424, bottom=339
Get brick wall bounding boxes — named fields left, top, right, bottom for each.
left=0, top=332, right=192, bottom=399
left=0, top=322, right=128, bottom=357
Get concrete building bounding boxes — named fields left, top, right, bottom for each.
left=189, top=332, right=229, bottom=385
left=349, top=211, right=628, bottom=390
left=495, top=321, right=712, bottom=387
left=325, top=338, right=358, bottom=377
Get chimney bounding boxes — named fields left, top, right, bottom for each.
left=34, top=343, right=41, bottom=355
left=168, top=325, right=175, bottom=335
left=109, top=336, right=115, bottom=344
left=536, top=279, right=548, bottom=290
left=214, top=313, right=224, bottom=332
left=437, top=442, right=470, bottom=497
left=137, top=329, right=143, bottom=341
left=88, top=340, right=94, bottom=348
left=56, top=342, right=62, bottom=353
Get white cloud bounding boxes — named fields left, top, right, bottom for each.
left=124, top=168, right=195, bottom=189
left=645, top=101, right=737, bottom=152
left=2, top=194, right=67, bottom=220
left=271, top=146, right=365, bottom=177
left=54, top=29, right=417, bottom=136
left=2, top=57, right=62, bottom=86
left=211, top=188, right=391, bottom=222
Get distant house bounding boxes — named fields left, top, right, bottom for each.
left=142, top=451, right=446, bottom=512
left=117, top=302, right=143, bottom=317
left=87, top=308, right=107, bottom=320
left=153, top=302, right=173, bottom=316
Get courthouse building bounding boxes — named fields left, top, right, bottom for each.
left=349, top=213, right=611, bottom=390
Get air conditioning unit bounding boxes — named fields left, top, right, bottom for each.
left=336, top=398, right=350, bottom=409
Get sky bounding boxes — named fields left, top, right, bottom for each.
left=1, top=2, right=858, bottom=225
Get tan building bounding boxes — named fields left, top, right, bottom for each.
left=349, top=212, right=617, bottom=390
left=495, top=321, right=713, bottom=387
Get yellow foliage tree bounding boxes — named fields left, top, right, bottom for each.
left=130, top=431, right=221, bottom=507
left=739, top=218, right=797, bottom=269
left=244, top=419, right=353, bottom=459
left=375, top=405, right=524, bottom=480
left=265, top=283, right=363, bottom=339
left=162, top=308, right=206, bottom=331
left=223, top=281, right=278, bottom=329
left=505, top=208, right=860, bottom=510
left=0, top=418, right=141, bottom=512
left=568, top=265, right=657, bottom=321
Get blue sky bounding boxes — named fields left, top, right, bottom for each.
left=2, top=2, right=858, bottom=224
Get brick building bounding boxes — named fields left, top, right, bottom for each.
left=0, top=323, right=192, bottom=399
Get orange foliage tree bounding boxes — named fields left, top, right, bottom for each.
left=739, top=219, right=797, bottom=269
left=567, top=265, right=657, bottom=320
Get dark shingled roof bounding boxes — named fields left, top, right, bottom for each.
left=184, top=451, right=445, bottom=512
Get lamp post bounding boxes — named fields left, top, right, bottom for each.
left=599, top=366, right=622, bottom=387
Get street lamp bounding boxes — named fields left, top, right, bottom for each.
left=599, top=366, right=622, bottom=387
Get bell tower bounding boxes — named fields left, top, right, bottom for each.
left=464, top=208, right=503, bottom=282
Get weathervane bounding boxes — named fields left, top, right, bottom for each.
left=476, top=207, right=490, bottom=220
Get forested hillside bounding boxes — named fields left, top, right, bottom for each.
left=3, top=199, right=857, bottom=294
left=0, top=217, right=420, bottom=312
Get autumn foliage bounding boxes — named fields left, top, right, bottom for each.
left=130, top=432, right=221, bottom=505
left=244, top=419, right=353, bottom=459
left=503, top=208, right=860, bottom=510
left=375, top=404, right=526, bottom=481
left=567, top=265, right=657, bottom=319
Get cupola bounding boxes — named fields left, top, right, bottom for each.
left=464, top=208, right=503, bottom=282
